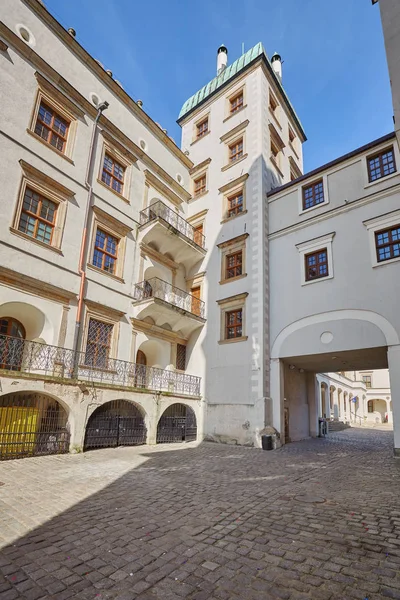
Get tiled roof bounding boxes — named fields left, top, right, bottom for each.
left=177, top=42, right=306, bottom=140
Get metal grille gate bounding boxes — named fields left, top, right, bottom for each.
left=156, top=403, right=197, bottom=443
left=84, top=400, right=147, bottom=450
left=0, top=392, right=70, bottom=460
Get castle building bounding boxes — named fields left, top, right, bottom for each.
left=0, top=0, right=399, bottom=459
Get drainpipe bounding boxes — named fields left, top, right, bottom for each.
left=73, top=101, right=109, bottom=358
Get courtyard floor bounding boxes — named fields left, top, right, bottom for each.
left=1, top=428, right=400, bottom=600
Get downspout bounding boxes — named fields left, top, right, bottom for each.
left=73, top=101, right=109, bottom=358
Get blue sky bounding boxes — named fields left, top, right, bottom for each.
left=46, top=0, right=393, bottom=173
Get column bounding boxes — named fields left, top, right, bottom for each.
left=57, top=304, right=70, bottom=347
left=270, top=358, right=284, bottom=443
left=388, top=345, right=400, bottom=456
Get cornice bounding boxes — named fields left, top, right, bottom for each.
left=0, top=265, right=76, bottom=304
left=218, top=173, right=249, bottom=194
left=220, top=120, right=249, bottom=143
left=190, top=158, right=212, bottom=176
left=217, top=233, right=249, bottom=249
left=84, top=299, right=126, bottom=319
left=19, top=160, right=75, bottom=198
left=92, top=205, right=133, bottom=236
left=217, top=292, right=249, bottom=305
left=144, top=170, right=184, bottom=207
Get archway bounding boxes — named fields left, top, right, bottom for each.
left=84, top=400, right=147, bottom=450
left=0, top=391, right=70, bottom=460
left=156, top=403, right=197, bottom=443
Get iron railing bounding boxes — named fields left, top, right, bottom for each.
left=139, top=200, right=206, bottom=249
left=133, top=277, right=205, bottom=319
left=0, top=335, right=201, bottom=396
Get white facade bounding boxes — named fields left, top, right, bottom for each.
left=0, top=0, right=205, bottom=456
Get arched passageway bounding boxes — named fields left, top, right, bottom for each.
left=0, top=392, right=70, bottom=460
left=0, top=317, right=25, bottom=370
left=156, top=403, right=197, bottom=443
left=84, top=400, right=147, bottom=451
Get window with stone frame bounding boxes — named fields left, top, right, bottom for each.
left=230, top=91, right=244, bottom=114
left=102, top=153, right=125, bottom=195
left=367, top=147, right=396, bottom=182
left=225, top=250, right=242, bottom=280
left=18, top=187, right=57, bottom=245
left=196, top=118, right=208, bottom=139
left=92, top=228, right=119, bottom=275
left=85, top=318, right=113, bottom=368
left=269, top=92, right=278, bottom=114
left=362, top=375, right=372, bottom=388
left=227, top=190, right=243, bottom=218
left=375, top=224, right=400, bottom=262
left=304, top=248, right=328, bottom=281
left=302, top=180, right=324, bottom=210
left=229, top=138, right=243, bottom=163
left=194, top=174, right=207, bottom=197
left=34, top=101, right=70, bottom=153
left=225, top=308, right=242, bottom=340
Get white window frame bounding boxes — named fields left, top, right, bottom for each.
left=296, top=232, right=335, bottom=286
left=363, top=209, right=400, bottom=268
left=298, top=174, right=330, bottom=215
left=363, top=143, right=400, bottom=190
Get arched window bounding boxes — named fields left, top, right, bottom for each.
left=367, top=400, right=374, bottom=413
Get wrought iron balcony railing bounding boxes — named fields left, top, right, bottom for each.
left=0, top=335, right=201, bottom=397
left=133, top=277, right=205, bottom=319
left=139, top=200, right=206, bottom=249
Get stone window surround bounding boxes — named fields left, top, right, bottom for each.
left=219, top=173, right=249, bottom=223
left=87, top=205, right=132, bottom=282
left=97, top=134, right=135, bottom=203
left=221, top=121, right=249, bottom=171
left=28, top=73, right=82, bottom=163
left=363, top=208, right=400, bottom=268
left=363, top=143, right=400, bottom=190
left=186, top=209, right=208, bottom=238
left=217, top=292, right=249, bottom=344
left=298, top=174, right=330, bottom=215
left=190, top=159, right=211, bottom=200
left=296, top=232, right=335, bottom=286
left=191, top=111, right=211, bottom=144
left=225, top=84, right=247, bottom=120
left=218, top=233, right=249, bottom=284
left=82, top=300, right=124, bottom=360
left=11, top=160, right=74, bottom=254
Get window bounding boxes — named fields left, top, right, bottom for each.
left=269, top=92, right=278, bottom=114
left=18, top=187, right=57, bottom=245
left=102, top=154, right=125, bottom=195
left=305, top=248, right=328, bottom=281
left=227, top=191, right=243, bottom=218
left=34, top=102, right=69, bottom=153
left=362, top=375, right=372, bottom=389
left=375, top=225, right=400, bottom=262
left=194, top=174, right=207, bottom=197
left=226, top=251, right=242, bottom=279
left=271, top=141, right=279, bottom=161
left=302, top=180, right=324, bottom=210
left=92, top=228, right=119, bottom=274
left=367, top=147, right=396, bottom=182
left=229, top=138, right=243, bottom=163
left=196, top=118, right=208, bottom=139
left=367, top=400, right=374, bottom=413
left=230, top=92, right=244, bottom=114
left=225, top=309, right=242, bottom=339
left=193, top=223, right=204, bottom=246
left=85, top=318, right=113, bottom=368
left=176, top=344, right=186, bottom=371
left=217, top=292, right=248, bottom=343
left=289, top=127, right=296, bottom=144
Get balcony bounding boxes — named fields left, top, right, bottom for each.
left=132, top=277, right=206, bottom=336
left=138, top=201, right=206, bottom=270
left=0, top=335, right=201, bottom=397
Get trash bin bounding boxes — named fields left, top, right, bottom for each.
left=261, top=434, right=273, bottom=451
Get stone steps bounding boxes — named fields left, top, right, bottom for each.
left=327, top=421, right=350, bottom=432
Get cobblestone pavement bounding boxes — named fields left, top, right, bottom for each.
left=1, top=428, right=400, bottom=600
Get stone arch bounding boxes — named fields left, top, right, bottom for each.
left=271, top=309, right=399, bottom=359
left=84, top=399, right=147, bottom=450
left=0, top=390, right=70, bottom=460
left=156, top=403, right=197, bottom=443
left=0, top=302, right=49, bottom=341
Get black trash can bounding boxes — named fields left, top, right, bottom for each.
left=261, top=434, right=273, bottom=451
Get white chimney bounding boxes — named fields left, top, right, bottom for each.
left=271, top=52, right=282, bottom=82
left=217, top=44, right=228, bottom=76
